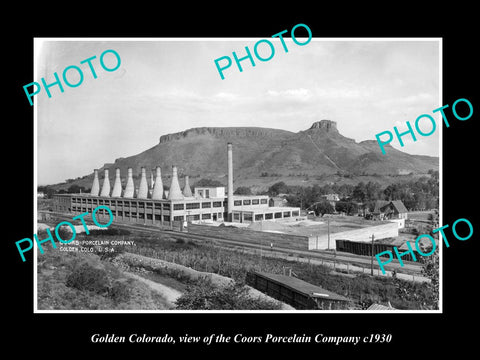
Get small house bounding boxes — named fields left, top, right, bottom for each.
left=372, top=200, right=408, bottom=220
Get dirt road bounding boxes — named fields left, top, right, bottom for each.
left=123, top=271, right=183, bottom=309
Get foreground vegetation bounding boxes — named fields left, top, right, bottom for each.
left=37, top=234, right=173, bottom=310
left=36, top=224, right=438, bottom=310
left=87, top=229, right=437, bottom=310
left=174, top=278, right=283, bottom=310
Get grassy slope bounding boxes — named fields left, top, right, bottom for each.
left=44, top=125, right=438, bottom=191
left=36, top=241, right=172, bottom=310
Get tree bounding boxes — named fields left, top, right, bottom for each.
left=352, top=182, right=367, bottom=202
left=321, top=183, right=333, bottom=195
left=38, top=186, right=56, bottom=198
left=383, top=183, right=401, bottom=200
left=174, top=279, right=281, bottom=310
left=365, top=181, right=381, bottom=201
left=425, top=196, right=438, bottom=210
left=234, top=186, right=252, bottom=195
left=194, top=178, right=224, bottom=187
left=363, top=200, right=377, bottom=213
left=413, top=192, right=427, bottom=211
left=335, top=201, right=358, bottom=215
left=67, top=184, right=88, bottom=193
left=421, top=249, right=439, bottom=310
left=336, top=184, right=354, bottom=199
left=285, top=194, right=301, bottom=208
left=313, top=200, right=334, bottom=216
left=267, top=181, right=289, bottom=196
left=428, top=169, right=439, bottom=181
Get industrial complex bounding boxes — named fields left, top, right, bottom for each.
left=53, top=143, right=301, bottom=227
left=52, top=142, right=417, bottom=256
left=46, top=141, right=431, bottom=310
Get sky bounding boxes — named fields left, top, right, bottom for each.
left=36, top=38, right=441, bottom=185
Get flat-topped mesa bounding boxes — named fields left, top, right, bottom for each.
left=309, top=120, right=337, bottom=132
left=159, top=127, right=289, bottom=144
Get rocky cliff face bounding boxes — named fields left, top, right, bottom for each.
left=309, top=120, right=338, bottom=132
left=69, top=121, right=438, bottom=192
left=159, top=127, right=291, bottom=144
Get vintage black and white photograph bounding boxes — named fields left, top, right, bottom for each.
left=34, top=38, right=441, bottom=312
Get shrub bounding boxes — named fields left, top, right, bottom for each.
left=234, top=186, right=252, bottom=195
left=95, top=246, right=126, bottom=261
left=174, top=278, right=282, bottom=310
left=88, top=228, right=131, bottom=236
left=65, top=263, right=110, bottom=294
left=55, top=227, right=76, bottom=243
left=109, top=279, right=131, bottom=304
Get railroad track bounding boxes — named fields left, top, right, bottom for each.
left=40, top=212, right=424, bottom=276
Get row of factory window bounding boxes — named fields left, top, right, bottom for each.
left=234, top=199, right=268, bottom=206
left=70, top=197, right=225, bottom=210
left=232, top=210, right=300, bottom=222
left=70, top=205, right=222, bottom=222
left=70, top=197, right=270, bottom=209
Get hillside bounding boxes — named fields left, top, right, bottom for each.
left=51, top=120, right=438, bottom=192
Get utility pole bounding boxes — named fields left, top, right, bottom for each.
left=260, top=235, right=263, bottom=259
left=327, top=218, right=331, bottom=250
left=370, top=234, right=375, bottom=276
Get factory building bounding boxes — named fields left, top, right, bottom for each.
left=52, top=143, right=300, bottom=227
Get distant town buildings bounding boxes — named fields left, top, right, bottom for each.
left=322, top=193, right=340, bottom=202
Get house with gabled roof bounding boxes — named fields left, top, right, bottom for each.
left=372, top=200, right=408, bottom=220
